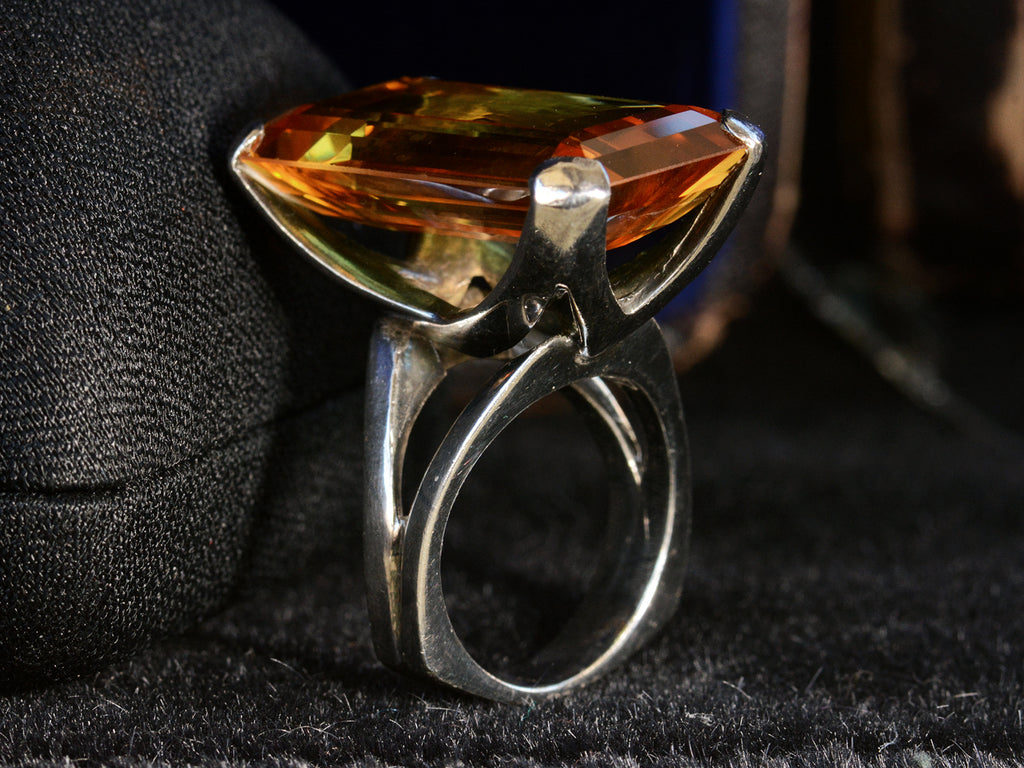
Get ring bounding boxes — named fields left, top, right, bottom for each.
left=231, top=77, right=763, bottom=701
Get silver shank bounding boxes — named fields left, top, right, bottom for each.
left=233, top=110, right=764, bottom=701
left=364, top=318, right=689, bottom=702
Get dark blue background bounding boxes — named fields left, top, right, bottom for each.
left=268, top=0, right=732, bottom=107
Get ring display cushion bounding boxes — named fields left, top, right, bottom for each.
left=0, top=0, right=373, bottom=686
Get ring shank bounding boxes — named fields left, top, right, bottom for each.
left=364, top=318, right=690, bottom=701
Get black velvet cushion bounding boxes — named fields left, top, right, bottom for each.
left=0, top=0, right=374, bottom=686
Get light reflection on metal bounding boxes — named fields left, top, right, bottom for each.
left=232, top=108, right=764, bottom=702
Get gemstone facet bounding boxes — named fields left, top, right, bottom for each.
left=236, top=77, right=746, bottom=249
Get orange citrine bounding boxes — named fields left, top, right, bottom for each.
left=236, top=77, right=747, bottom=249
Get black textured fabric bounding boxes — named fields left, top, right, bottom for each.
left=4, top=0, right=1024, bottom=763
left=0, top=0, right=374, bottom=684
left=1, top=288, right=1022, bottom=765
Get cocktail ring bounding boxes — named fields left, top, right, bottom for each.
left=231, top=77, right=763, bottom=702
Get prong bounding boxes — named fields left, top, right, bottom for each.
left=421, top=157, right=624, bottom=356
left=610, top=112, right=765, bottom=320
left=521, top=158, right=622, bottom=353
left=722, top=111, right=766, bottom=166
left=529, top=158, right=611, bottom=254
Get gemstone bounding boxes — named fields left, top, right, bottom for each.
left=236, top=77, right=746, bottom=249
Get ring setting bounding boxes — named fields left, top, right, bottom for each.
left=231, top=77, right=763, bottom=702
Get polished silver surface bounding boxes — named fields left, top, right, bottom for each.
left=232, top=110, right=763, bottom=701
left=364, top=318, right=688, bottom=702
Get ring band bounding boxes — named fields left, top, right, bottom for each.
left=231, top=79, right=764, bottom=700
left=364, top=317, right=688, bottom=702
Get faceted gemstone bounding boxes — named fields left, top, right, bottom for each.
left=236, top=77, right=746, bottom=249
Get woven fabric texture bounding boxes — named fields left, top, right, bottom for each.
left=0, top=0, right=373, bottom=685
left=2, top=289, right=1022, bottom=765
left=3, top=1, right=1023, bottom=764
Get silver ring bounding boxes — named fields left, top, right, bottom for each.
left=364, top=317, right=688, bottom=702
left=230, top=80, right=764, bottom=701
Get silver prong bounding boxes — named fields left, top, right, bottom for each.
left=611, top=112, right=766, bottom=321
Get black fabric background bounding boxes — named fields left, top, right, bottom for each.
left=2, top=289, right=1022, bottom=765
left=0, top=0, right=374, bottom=684
left=2, top=0, right=1023, bottom=764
